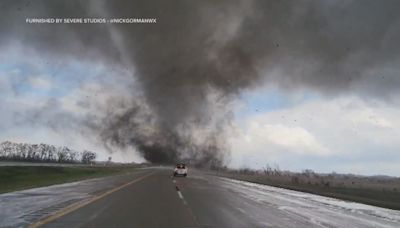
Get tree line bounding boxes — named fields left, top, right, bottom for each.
left=0, top=141, right=97, bottom=164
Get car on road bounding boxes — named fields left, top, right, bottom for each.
left=173, top=164, right=188, bottom=177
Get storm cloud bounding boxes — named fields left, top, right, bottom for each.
left=1, top=0, right=400, bottom=165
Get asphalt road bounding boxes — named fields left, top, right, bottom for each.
left=30, top=168, right=400, bottom=228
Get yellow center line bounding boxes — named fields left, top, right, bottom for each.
left=29, top=171, right=155, bottom=228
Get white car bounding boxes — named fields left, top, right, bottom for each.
left=173, top=164, right=188, bottom=177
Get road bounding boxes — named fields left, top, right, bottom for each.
left=1, top=167, right=399, bottom=228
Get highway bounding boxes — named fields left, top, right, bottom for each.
left=1, top=167, right=399, bottom=228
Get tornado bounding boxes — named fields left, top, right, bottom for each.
left=1, top=0, right=400, bottom=165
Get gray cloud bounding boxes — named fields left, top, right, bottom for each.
left=1, top=0, right=400, bottom=165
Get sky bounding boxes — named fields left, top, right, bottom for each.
left=1, top=0, right=400, bottom=176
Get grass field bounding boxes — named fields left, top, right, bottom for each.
left=211, top=171, right=400, bottom=210
left=0, top=165, right=137, bottom=194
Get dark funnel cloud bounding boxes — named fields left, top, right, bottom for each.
left=1, top=0, right=400, bottom=164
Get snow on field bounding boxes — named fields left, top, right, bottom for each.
left=219, top=177, right=400, bottom=228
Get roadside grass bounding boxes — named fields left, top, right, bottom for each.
left=0, top=165, right=138, bottom=194
left=211, top=172, right=400, bottom=210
